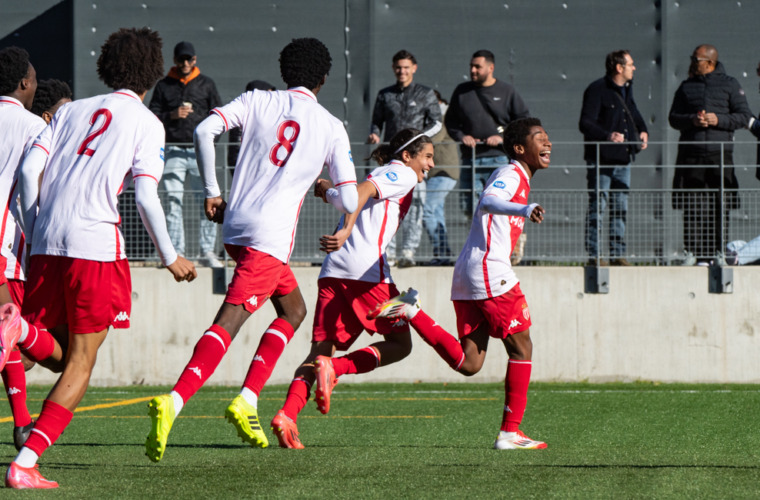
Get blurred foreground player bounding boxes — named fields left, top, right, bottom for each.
left=145, top=38, right=358, bottom=461
left=370, top=117, right=550, bottom=450
left=0, top=47, right=45, bottom=453
left=5, top=28, right=197, bottom=489
left=272, top=129, right=433, bottom=448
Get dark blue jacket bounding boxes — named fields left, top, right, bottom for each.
left=579, top=76, right=647, bottom=165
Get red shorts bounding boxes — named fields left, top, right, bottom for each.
left=21, top=255, right=132, bottom=334
left=312, top=277, right=408, bottom=351
left=453, top=283, right=531, bottom=340
left=224, top=245, right=298, bottom=313
left=7, top=279, right=24, bottom=308
left=0, top=255, right=6, bottom=287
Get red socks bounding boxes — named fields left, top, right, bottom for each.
left=241, top=318, right=294, bottom=396
left=280, top=376, right=311, bottom=422
left=18, top=324, right=55, bottom=362
left=501, top=359, right=532, bottom=432
left=22, top=399, right=72, bottom=456
left=172, top=324, right=232, bottom=403
left=1, top=349, right=31, bottom=427
left=410, top=311, right=465, bottom=370
left=331, top=347, right=379, bottom=377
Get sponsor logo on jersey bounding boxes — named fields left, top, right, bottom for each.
left=509, top=319, right=522, bottom=329
left=247, top=295, right=258, bottom=308
left=190, top=366, right=202, bottom=378
left=114, top=311, right=129, bottom=322
left=386, top=172, right=398, bottom=182
left=493, top=180, right=506, bottom=189
left=253, top=354, right=265, bottom=364
left=509, top=216, right=525, bottom=229
left=493, top=97, right=502, bottom=101
left=7, top=387, right=21, bottom=396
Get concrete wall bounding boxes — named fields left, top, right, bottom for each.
left=25, top=266, right=760, bottom=386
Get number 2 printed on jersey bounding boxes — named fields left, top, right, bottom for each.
left=269, top=120, right=300, bottom=167
left=77, top=108, right=113, bottom=157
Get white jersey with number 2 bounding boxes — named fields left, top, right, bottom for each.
left=30, top=89, right=165, bottom=262
left=211, top=87, right=357, bottom=263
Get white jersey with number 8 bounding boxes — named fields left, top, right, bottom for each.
left=30, top=89, right=165, bottom=262
left=211, top=87, right=357, bottom=263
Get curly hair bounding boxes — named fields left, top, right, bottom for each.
left=369, top=128, right=433, bottom=165
left=31, top=79, right=72, bottom=116
left=0, top=46, right=31, bottom=96
left=503, top=117, right=542, bottom=158
left=97, top=27, right=163, bottom=94
left=279, top=38, right=331, bottom=90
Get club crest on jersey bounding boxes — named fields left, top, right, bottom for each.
left=386, top=172, right=398, bottom=182
left=160, top=147, right=164, bottom=161
left=348, top=150, right=353, bottom=163
left=493, top=180, right=506, bottom=189
left=522, top=304, right=530, bottom=320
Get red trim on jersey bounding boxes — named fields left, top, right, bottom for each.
left=113, top=91, right=140, bottom=101
left=13, top=232, right=24, bottom=279
left=286, top=196, right=306, bottom=262
left=377, top=200, right=390, bottom=281
left=32, top=143, right=49, bottom=155
left=0, top=179, right=18, bottom=271
left=211, top=109, right=229, bottom=130
left=114, top=224, right=120, bottom=260
left=133, top=173, right=159, bottom=184
left=334, top=180, right=357, bottom=187
left=0, top=98, right=22, bottom=107
left=287, top=89, right=316, bottom=101
left=482, top=214, right=494, bottom=298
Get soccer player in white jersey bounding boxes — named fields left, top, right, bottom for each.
left=145, top=37, right=359, bottom=462
left=270, top=129, right=433, bottom=448
left=370, top=117, right=550, bottom=450
left=3, top=28, right=197, bottom=490
left=0, top=47, right=45, bottom=454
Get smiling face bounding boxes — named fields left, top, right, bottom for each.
left=470, top=56, right=494, bottom=85
left=512, top=126, right=552, bottom=173
left=393, top=58, right=417, bottom=87
left=403, top=142, right=435, bottom=182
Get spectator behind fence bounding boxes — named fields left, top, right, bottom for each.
left=367, top=50, right=441, bottom=268
left=149, top=41, right=223, bottom=267
left=445, top=49, right=529, bottom=217
left=579, top=50, right=648, bottom=267
left=668, top=44, right=752, bottom=265
left=228, top=80, right=276, bottom=168
left=424, top=90, right=459, bottom=265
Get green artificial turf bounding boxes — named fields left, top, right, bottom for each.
left=1, top=383, right=758, bottom=498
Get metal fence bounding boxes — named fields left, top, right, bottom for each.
left=118, top=140, right=760, bottom=267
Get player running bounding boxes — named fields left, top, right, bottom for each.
left=0, top=47, right=46, bottom=453
left=369, top=117, right=550, bottom=450
left=4, top=28, right=197, bottom=490
left=271, top=129, right=434, bottom=448
left=145, top=37, right=358, bottom=461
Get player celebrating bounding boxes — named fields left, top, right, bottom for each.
left=271, top=129, right=433, bottom=448
left=145, top=37, right=358, bottom=461
left=4, top=28, right=197, bottom=490
left=370, top=117, right=550, bottom=450
left=0, top=47, right=46, bottom=453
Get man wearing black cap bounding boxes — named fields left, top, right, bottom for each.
left=149, top=41, right=223, bottom=267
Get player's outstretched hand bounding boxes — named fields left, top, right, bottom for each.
left=167, top=256, right=197, bottom=282
left=314, top=178, right=333, bottom=202
left=205, top=197, right=226, bottom=224
left=529, top=205, right=545, bottom=224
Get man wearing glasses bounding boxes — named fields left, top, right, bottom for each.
left=668, top=44, right=751, bottom=265
left=149, top=41, right=223, bottom=268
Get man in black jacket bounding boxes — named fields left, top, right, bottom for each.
left=149, top=41, right=222, bottom=267
left=579, top=50, right=648, bottom=266
left=669, top=44, right=752, bottom=264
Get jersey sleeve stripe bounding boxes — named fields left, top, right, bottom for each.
left=334, top=180, right=357, bottom=187
left=368, top=178, right=383, bottom=199
left=211, top=109, right=229, bottom=130
left=32, top=143, right=50, bottom=155
left=133, top=174, right=159, bottom=184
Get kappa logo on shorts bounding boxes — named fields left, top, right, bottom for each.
left=509, top=319, right=522, bottom=329
left=114, top=311, right=129, bottom=322
left=247, top=295, right=258, bottom=308
left=493, top=180, right=506, bottom=189
left=386, top=172, right=399, bottom=182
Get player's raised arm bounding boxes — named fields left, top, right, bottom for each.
left=319, top=180, right=377, bottom=253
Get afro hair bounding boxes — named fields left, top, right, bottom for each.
left=503, top=117, right=542, bottom=158
left=0, top=46, right=31, bottom=96
left=279, top=38, right=331, bottom=90
left=31, top=79, right=72, bottom=117
left=97, top=27, right=163, bottom=94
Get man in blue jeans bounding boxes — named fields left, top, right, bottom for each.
left=149, top=41, right=222, bottom=267
left=579, top=50, right=648, bottom=266
left=445, top=50, right=529, bottom=216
